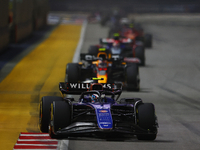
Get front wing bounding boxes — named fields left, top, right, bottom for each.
left=53, top=121, right=157, bottom=137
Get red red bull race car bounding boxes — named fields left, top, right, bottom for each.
left=65, top=48, right=140, bottom=91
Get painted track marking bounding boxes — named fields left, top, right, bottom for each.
left=12, top=19, right=87, bottom=150
left=13, top=133, right=58, bottom=150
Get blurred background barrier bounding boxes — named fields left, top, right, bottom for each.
left=0, top=1, right=9, bottom=52
left=49, top=0, right=200, bottom=13
left=0, top=0, right=49, bottom=53
left=1, top=0, right=200, bottom=53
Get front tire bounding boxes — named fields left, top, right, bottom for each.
left=136, top=103, right=157, bottom=140
left=49, top=101, right=71, bottom=138
left=39, top=96, right=63, bottom=133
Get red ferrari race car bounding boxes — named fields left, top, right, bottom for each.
left=108, top=18, right=153, bottom=48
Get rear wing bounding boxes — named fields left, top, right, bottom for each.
left=59, top=82, right=122, bottom=95
left=80, top=53, right=122, bottom=62
left=80, top=47, right=110, bottom=61
left=80, top=53, right=140, bottom=63
left=80, top=53, right=101, bottom=61
left=100, top=38, right=115, bottom=44
left=100, top=38, right=133, bottom=44
left=80, top=52, right=122, bottom=61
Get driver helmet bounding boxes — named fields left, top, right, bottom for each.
left=111, top=40, right=121, bottom=54
left=113, top=33, right=120, bottom=40
left=113, top=40, right=120, bottom=48
left=91, top=94, right=99, bottom=103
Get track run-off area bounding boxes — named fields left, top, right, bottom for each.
left=0, top=16, right=82, bottom=149
left=0, top=13, right=200, bottom=150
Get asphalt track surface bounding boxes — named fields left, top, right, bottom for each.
left=69, top=15, right=200, bottom=150
left=0, top=14, right=200, bottom=150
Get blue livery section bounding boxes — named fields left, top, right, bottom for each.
left=96, top=108, right=113, bottom=129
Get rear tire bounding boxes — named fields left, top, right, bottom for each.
left=126, top=64, right=140, bottom=91
left=39, top=96, right=63, bottom=133
left=136, top=103, right=157, bottom=140
left=135, top=46, right=145, bottom=66
left=145, top=34, right=152, bottom=48
left=49, top=101, right=71, bottom=138
left=88, top=45, right=98, bottom=56
left=66, top=63, right=80, bottom=82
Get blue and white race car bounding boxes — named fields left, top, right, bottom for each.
left=39, top=82, right=158, bottom=140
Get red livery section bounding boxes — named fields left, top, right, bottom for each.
left=13, top=132, right=58, bottom=150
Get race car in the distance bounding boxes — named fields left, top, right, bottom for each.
left=39, top=82, right=158, bottom=140
left=108, top=18, right=153, bottom=48
left=88, top=34, right=145, bottom=66
left=65, top=48, right=140, bottom=91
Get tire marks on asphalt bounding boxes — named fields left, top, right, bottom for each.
left=158, top=86, right=200, bottom=108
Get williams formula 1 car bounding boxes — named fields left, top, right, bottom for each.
left=39, top=82, right=158, bottom=140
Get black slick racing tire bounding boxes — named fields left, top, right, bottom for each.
left=88, top=45, right=99, bottom=56
left=135, top=46, right=145, bottom=66
left=126, top=64, right=140, bottom=91
left=39, top=96, right=63, bottom=133
left=136, top=103, right=157, bottom=140
left=49, top=101, right=71, bottom=139
left=145, top=34, right=152, bottom=48
left=66, top=63, right=79, bottom=82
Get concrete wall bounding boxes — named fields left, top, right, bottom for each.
left=0, top=0, right=49, bottom=52
left=13, top=0, right=34, bottom=42
left=13, top=0, right=49, bottom=43
left=0, top=0, right=9, bottom=52
left=49, top=0, right=200, bottom=13
left=33, top=0, right=49, bottom=30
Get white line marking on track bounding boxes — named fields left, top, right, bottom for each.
left=57, top=19, right=87, bottom=150
left=72, top=20, right=88, bottom=63
left=58, top=140, right=70, bottom=150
